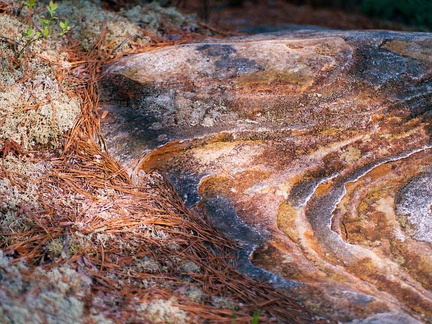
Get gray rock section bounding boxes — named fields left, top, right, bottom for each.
left=101, top=30, right=432, bottom=167
left=396, top=171, right=432, bottom=245
left=347, top=312, right=422, bottom=324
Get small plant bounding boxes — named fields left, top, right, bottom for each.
left=59, top=19, right=72, bottom=35
left=251, top=309, right=260, bottom=324
left=16, top=0, right=73, bottom=60
left=23, top=0, right=37, bottom=10
left=46, top=0, right=58, bottom=18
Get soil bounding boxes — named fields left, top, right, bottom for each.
left=177, top=0, right=414, bottom=33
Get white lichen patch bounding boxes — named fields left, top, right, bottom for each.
left=0, top=13, right=23, bottom=34
left=135, top=256, right=164, bottom=273
left=211, top=296, right=236, bottom=309
left=0, top=74, right=80, bottom=147
left=1, top=12, right=84, bottom=141
left=0, top=16, right=80, bottom=148
left=49, top=0, right=150, bottom=53
left=0, top=252, right=99, bottom=324
left=178, top=260, right=200, bottom=273
left=185, top=286, right=207, bottom=303
left=135, top=298, right=189, bottom=324
left=121, top=2, right=198, bottom=35
left=0, top=155, right=51, bottom=211
left=137, top=224, right=170, bottom=240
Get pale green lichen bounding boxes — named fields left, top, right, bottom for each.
left=211, top=296, right=236, bottom=309
left=131, top=224, right=171, bottom=241
left=185, top=286, right=207, bottom=303
left=121, top=2, right=198, bottom=34
left=47, top=0, right=151, bottom=53
left=0, top=7, right=80, bottom=148
left=178, top=260, right=201, bottom=273
left=0, top=156, right=51, bottom=229
left=0, top=73, right=80, bottom=147
left=0, top=209, right=30, bottom=234
left=0, top=252, right=101, bottom=324
left=47, top=237, right=65, bottom=258
left=135, top=256, right=164, bottom=273
left=89, top=313, right=114, bottom=324
left=135, top=298, right=189, bottom=324
left=0, top=23, right=80, bottom=149
left=0, top=177, right=39, bottom=211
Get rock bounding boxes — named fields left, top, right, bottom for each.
left=100, top=30, right=432, bottom=322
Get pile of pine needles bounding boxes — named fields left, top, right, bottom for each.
left=0, top=16, right=318, bottom=324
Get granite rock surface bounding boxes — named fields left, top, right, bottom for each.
left=100, top=30, right=432, bottom=323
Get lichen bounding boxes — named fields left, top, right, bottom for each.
left=0, top=252, right=95, bottom=324
left=0, top=24, right=80, bottom=149
left=185, top=286, right=207, bottom=303
left=121, top=2, right=199, bottom=35
left=0, top=7, right=82, bottom=148
left=178, top=260, right=200, bottom=273
left=0, top=156, right=51, bottom=236
left=211, top=296, right=236, bottom=309
left=135, top=256, right=164, bottom=273
left=135, top=298, right=189, bottom=324
left=47, top=237, right=65, bottom=258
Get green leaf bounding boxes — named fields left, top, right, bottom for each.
left=59, top=19, right=67, bottom=29
left=23, top=0, right=37, bottom=9
left=59, top=19, right=72, bottom=35
left=47, top=1, right=58, bottom=15
left=40, top=17, right=51, bottom=27
left=25, top=28, right=35, bottom=38
left=42, top=25, right=50, bottom=38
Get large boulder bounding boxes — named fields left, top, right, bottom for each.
left=100, top=30, right=432, bottom=322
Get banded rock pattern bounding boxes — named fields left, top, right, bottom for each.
left=100, top=31, right=432, bottom=322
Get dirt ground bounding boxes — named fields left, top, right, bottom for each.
left=177, top=0, right=412, bottom=33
